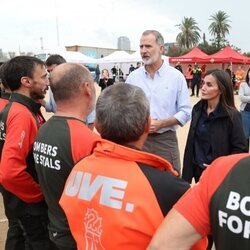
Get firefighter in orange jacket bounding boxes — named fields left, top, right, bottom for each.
left=60, top=83, right=207, bottom=250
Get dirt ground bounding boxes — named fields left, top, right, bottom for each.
left=0, top=84, right=241, bottom=248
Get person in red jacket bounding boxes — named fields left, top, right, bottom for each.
left=34, top=63, right=99, bottom=249
left=0, top=56, right=56, bottom=250
left=60, top=83, right=207, bottom=250
left=148, top=153, right=250, bottom=250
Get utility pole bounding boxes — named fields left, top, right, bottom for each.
left=55, top=0, right=60, bottom=47
left=40, top=37, right=44, bottom=52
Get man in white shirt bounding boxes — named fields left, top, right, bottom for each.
left=126, top=30, right=191, bottom=173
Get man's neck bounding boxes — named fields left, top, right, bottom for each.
left=125, top=132, right=148, bottom=150
left=55, top=102, right=88, bottom=122
left=13, top=88, right=31, bottom=99
left=145, top=59, right=163, bottom=79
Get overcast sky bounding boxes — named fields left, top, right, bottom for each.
left=1, top=0, right=249, bottom=54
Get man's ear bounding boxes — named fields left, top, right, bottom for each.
left=82, top=81, right=92, bottom=96
left=160, top=44, right=164, bottom=55
left=144, top=116, right=151, bottom=133
left=21, top=76, right=31, bottom=88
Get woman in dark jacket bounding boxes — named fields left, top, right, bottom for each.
left=98, top=69, right=114, bottom=91
left=182, top=69, right=248, bottom=184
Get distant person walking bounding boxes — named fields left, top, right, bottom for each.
left=190, top=63, right=202, bottom=97
left=111, top=65, right=117, bottom=82
left=129, top=64, right=135, bottom=74
left=235, top=65, right=245, bottom=94
left=95, top=64, right=100, bottom=82
left=185, top=64, right=193, bottom=88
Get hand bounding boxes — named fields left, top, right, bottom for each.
left=149, top=119, right=162, bottom=133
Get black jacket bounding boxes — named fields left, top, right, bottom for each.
left=182, top=100, right=248, bottom=183
left=98, top=78, right=114, bottom=91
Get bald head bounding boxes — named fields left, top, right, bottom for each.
left=50, top=63, right=93, bottom=103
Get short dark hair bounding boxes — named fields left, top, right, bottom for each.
left=45, top=54, right=66, bottom=66
left=4, top=56, right=45, bottom=91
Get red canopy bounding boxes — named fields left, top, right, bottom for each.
left=210, top=46, right=250, bottom=64
left=169, top=47, right=211, bottom=63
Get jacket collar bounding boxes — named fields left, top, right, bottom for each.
left=1, top=92, right=11, bottom=100
left=194, top=100, right=229, bottom=118
left=93, top=139, right=178, bottom=176
left=10, top=93, right=41, bottom=114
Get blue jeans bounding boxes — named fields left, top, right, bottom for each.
left=241, top=111, right=250, bottom=139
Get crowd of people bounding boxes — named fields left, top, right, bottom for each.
left=175, top=61, right=247, bottom=100
left=0, top=29, right=249, bottom=250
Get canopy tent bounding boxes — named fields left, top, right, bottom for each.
left=97, top=50, right=169, bottom=64
left=209, top=46, right=250, bottom=64
left=97, top=51, right=133, bottom=63
left=169, top=47, right=211, bottom=63
left=60, top=51, right=97, bottom=64
left=35, top=49, right=97, bottom=64
left=128, top=50, right=142, bottom=62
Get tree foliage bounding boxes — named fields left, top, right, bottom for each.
left=170, top=11, right=250, bottom=57
left=176, top=17, right=201, bottom=50
left=208, top=10, right=231, bottom=49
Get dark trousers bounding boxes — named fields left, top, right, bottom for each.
left=144, top=131, right=181, bottom=174
left=5, top=219, right=25, bottom=250
left=191, top=78, right=201, bottom=96
left=5, top=215, right=58, bottom=250
left=186, top=78, right=192, bottom=88
left=193, top=164, right=205, bottom=183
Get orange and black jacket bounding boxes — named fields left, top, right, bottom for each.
left=60, top=139, right=190, bottom=250
left=0, top=92, right=10, bottom=110
left=0, top=93, right=47, bottom=218
left=33, top=116, right=99, bottom=248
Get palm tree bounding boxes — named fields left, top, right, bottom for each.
left=209, top=11, right=231, bottom=48
left=176, top=17, right=201, bottom=50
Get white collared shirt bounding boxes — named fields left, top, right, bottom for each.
left=126, top=61, right=191, bottom=133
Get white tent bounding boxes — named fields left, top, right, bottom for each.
left=60, top=51, right=97, bottom=64
left=35, top=50, right=97, bottom=64
left=129, top=50, right=142, bottom=62
left=97, top=51, right=133, bottom=64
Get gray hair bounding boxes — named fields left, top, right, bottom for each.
left=50, top=63, right=92, bottom=102
left=96, top=83, right=150, bottom=144
left=142, top=30, right=164, bottom=45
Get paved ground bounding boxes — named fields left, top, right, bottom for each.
left=0, top=84, right=241, bottom=248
